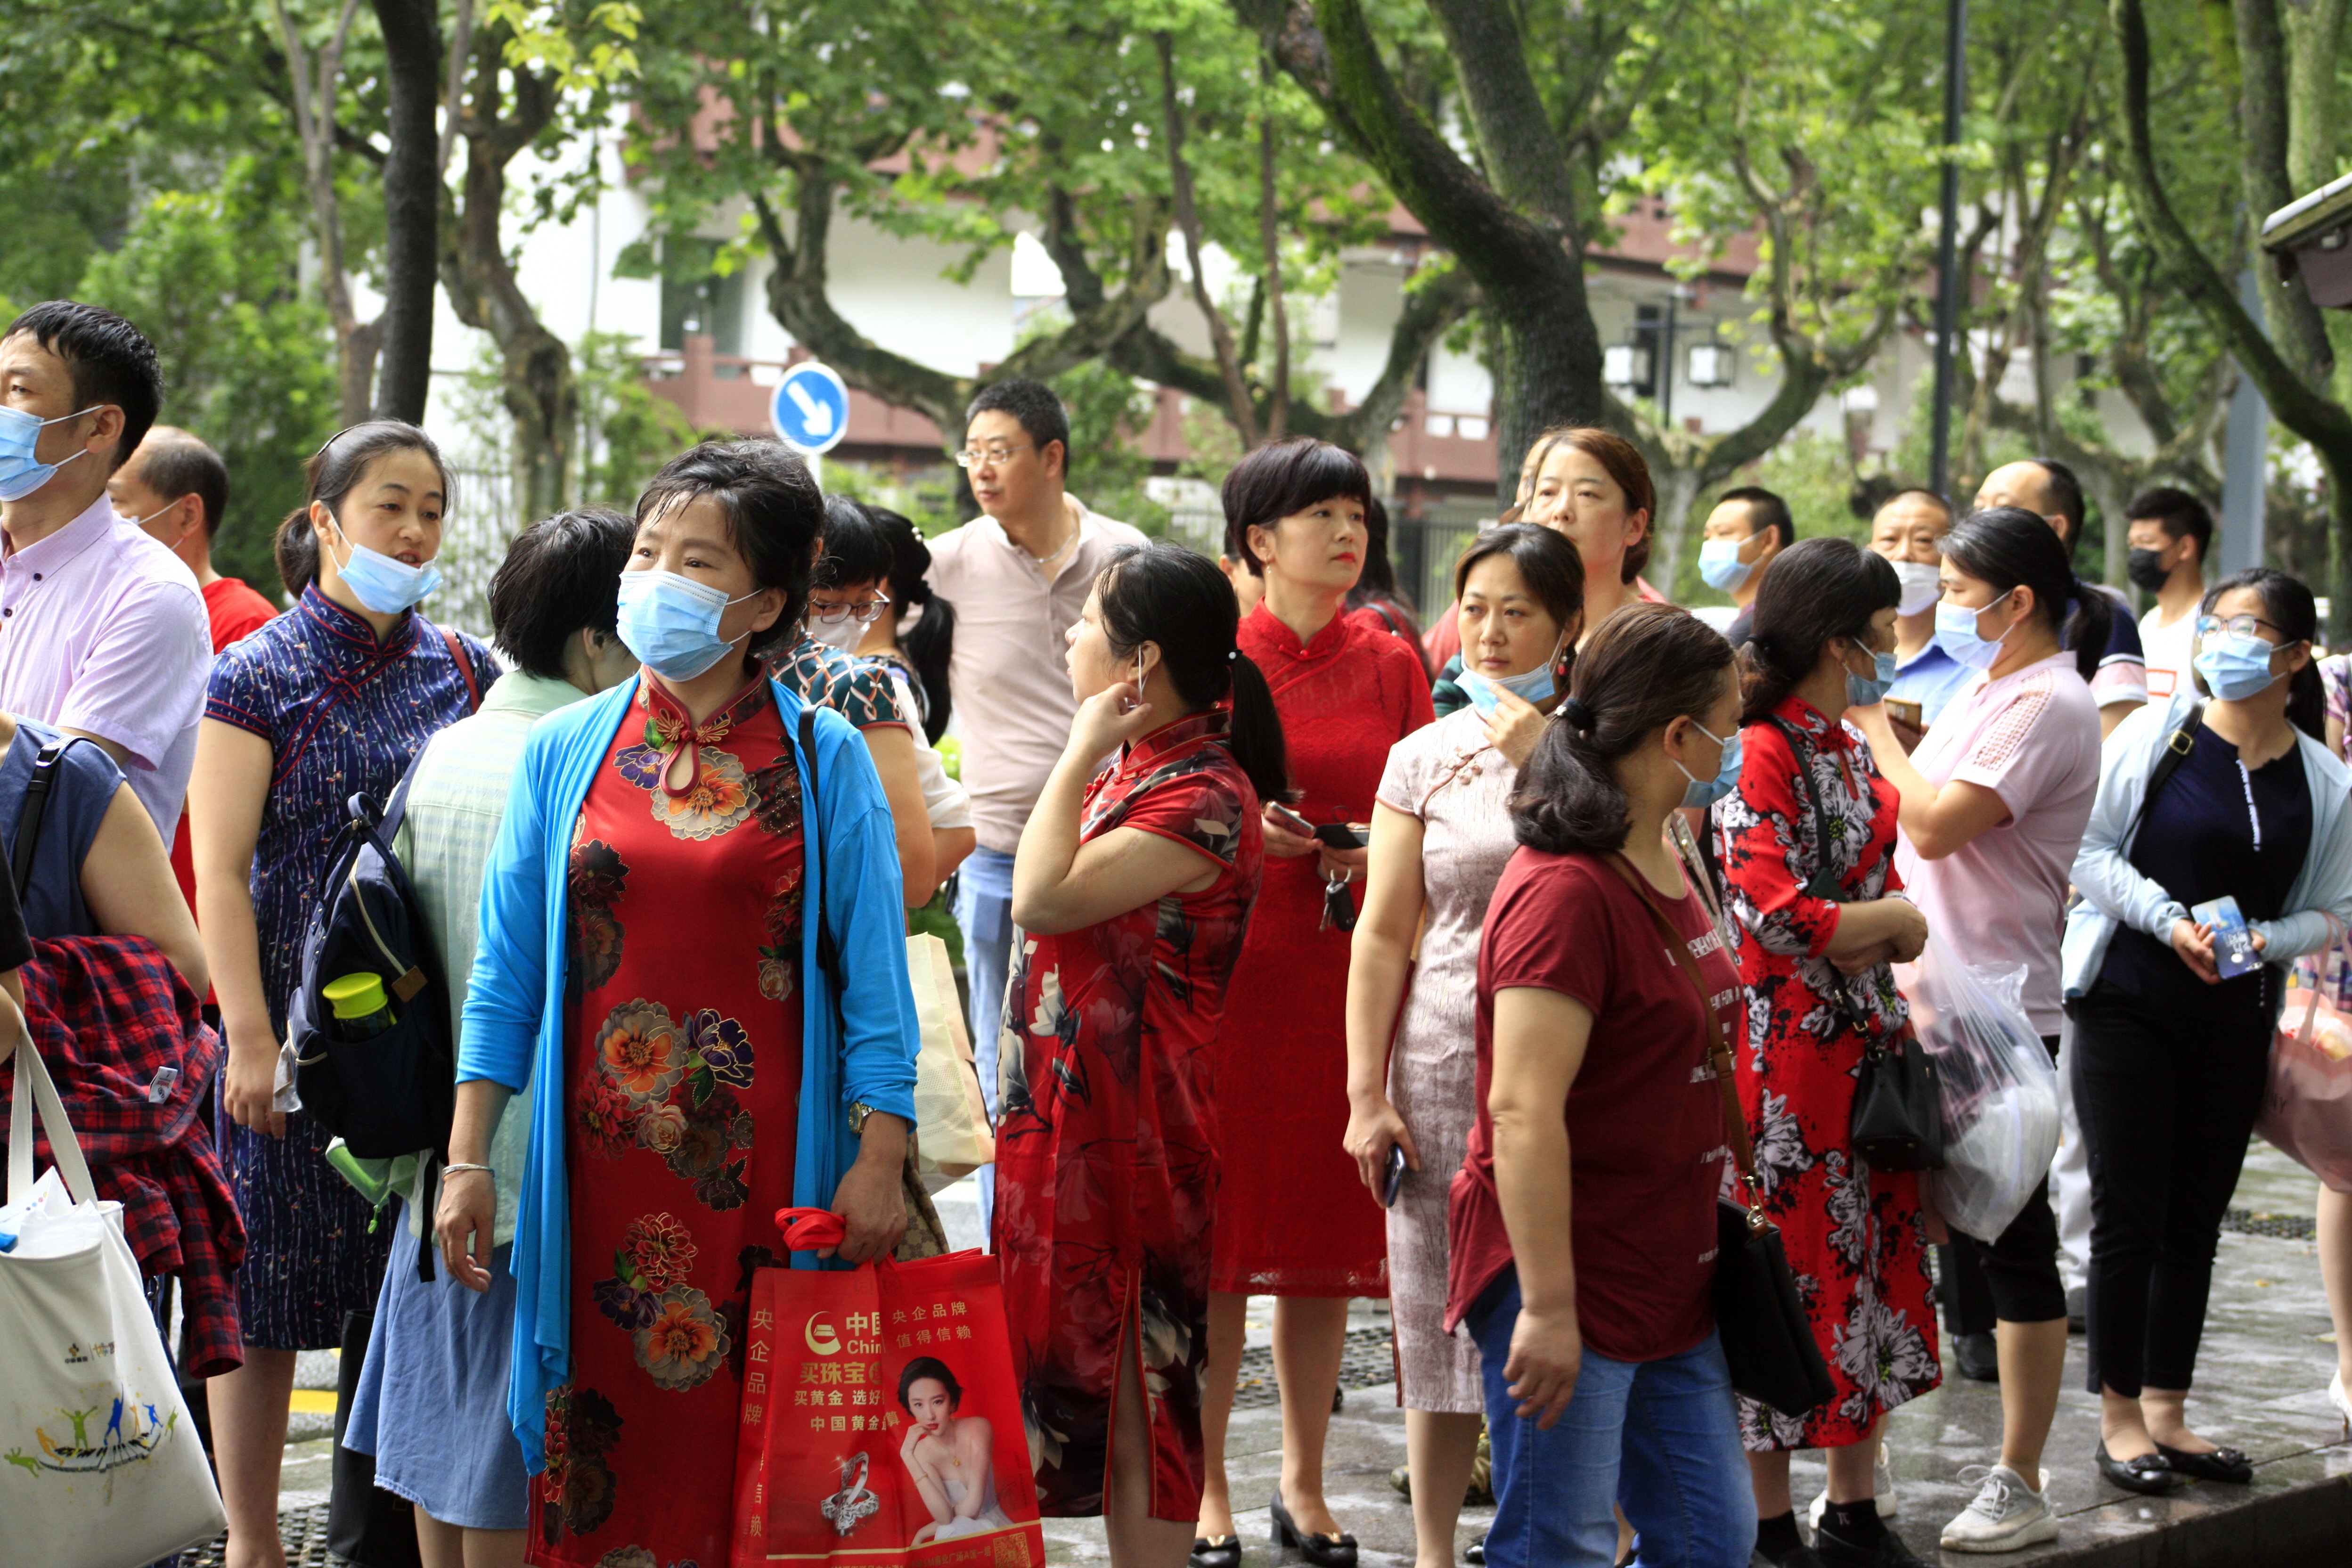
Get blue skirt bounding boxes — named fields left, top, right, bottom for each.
left=343, top=1203, right=530, bottom=1531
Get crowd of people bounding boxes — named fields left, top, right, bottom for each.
left=4, top=294, right=2351, bottom=1568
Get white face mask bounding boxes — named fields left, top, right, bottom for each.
left=803, top=612, right=866, bottom=652
left=1891, top=561, right=1943, bottom=617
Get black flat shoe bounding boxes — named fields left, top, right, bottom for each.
left=1189, top=1535, right=1241, bottom=1568
left=1811, top=1520, right=1926, bottom=1567
left=1749, top=1548, right=1827, bottom=1568
left=1464, top=1535, right=1486, bottom=1565
left=2097, top=1440, right=2176, bottom=1494
left=2155, top=1442, right=2254, bottom=1483
left=1271, top=1489, right=1358, bottom=1567
left=1952, top=1330, right=2001, bottom=1382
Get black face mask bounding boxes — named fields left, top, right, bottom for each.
left=2125, top=547, right=2173, bottom=593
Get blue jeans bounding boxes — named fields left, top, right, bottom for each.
left=1469, top=1268, right=1753, bottom=1568
left=954, top=846, right=1016, bottom=1242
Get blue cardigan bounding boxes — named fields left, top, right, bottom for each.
left=457, top=674, right=920, bottom=1470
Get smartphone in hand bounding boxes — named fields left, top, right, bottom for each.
left=1265, top=801, right=1316, bottom=838
left=1313, top=822, right=1368, bottom=850
left=1381, top=1143, right=1407, bottom=1207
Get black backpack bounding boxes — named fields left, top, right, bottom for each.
left=287, top=756, right=456, bottom=1161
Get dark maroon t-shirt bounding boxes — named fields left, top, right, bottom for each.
left=1445, top=847, right=1739, bottom=1362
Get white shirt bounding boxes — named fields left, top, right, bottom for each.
left=2140, top=604, right=2199, bottom=703
left=0, top=495, right=210, bottom=839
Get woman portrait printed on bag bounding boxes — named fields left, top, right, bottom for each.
left=898, top=1357, right=1013, bottom=1543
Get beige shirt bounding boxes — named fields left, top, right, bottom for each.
left=927, top=502, right=1148, bottom=852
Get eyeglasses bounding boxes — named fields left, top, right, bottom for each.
left=2195, top=613, right=2287, bottom=642
left=953, top=443, right=1035, bottom=470
left=808, top=591, right=892, bottom=625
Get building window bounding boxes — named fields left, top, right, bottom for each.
left=659, top=239, right=747, bottom=359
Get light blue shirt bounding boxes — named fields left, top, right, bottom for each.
left=458, top=674, right=919, bottom=1471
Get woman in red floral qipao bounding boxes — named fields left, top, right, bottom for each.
left=994, top=544, right=1283, bottom=1568
left=1712, top=539, right=1939, bottom=1568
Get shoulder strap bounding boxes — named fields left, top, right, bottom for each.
left=440, top=626, right=482, bottom=713
left=1600, top=850, right=1762, bottom=1208
left=797, top=705, right=843, bottom=992
left=2122, top=701, right=2203, bottom=850
left=11, top=738, right=86, bottom=902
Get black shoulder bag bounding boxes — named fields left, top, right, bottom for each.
left=1605, top=850, right=1836, bottom=1415
left=796, top=705, right=948, bottom=1262
left=1767, top=717, right=1944, bottom=1173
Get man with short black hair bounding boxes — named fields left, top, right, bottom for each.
left=1974, top=457, right=2147, bottom=736
left=926, top=378, right=1145, bottom=1234
left=2123, top=486, right=2214, bottom=702
left=1696, top=484, right=1793, bottom=643
left=111, top=426, right=278, bottom=648
left=0, top=301, right=208, bottom=840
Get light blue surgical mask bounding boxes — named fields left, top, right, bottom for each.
left=0, top=404, right=99, bottom=502
left=2194, top=632, right=2282, bottom=703
left=1676, top=719, right=1743, bottom=810
left=1846, top=643, right=1899, bottom=708
left=616, top=568, right=761, bottom=681
left=1934, top=589, right=2016, bottom=672
left=327, top=519, right=441, bottom=614
left=1456, top=637, right=1568, bottom=718
left=1698, top=536, right=1756, bottom=593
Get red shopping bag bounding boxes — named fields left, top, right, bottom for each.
left=730, top=1209, right=1047, bottom=1568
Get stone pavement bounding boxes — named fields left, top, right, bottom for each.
left=226, top=1146, right=2348, bottom=1566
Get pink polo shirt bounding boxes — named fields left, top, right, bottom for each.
left=0, top=495, right=210, bottom=841
left=926, top=503, right=1147, bottom=853
left=1893, top=651, right=2100, bottom=1035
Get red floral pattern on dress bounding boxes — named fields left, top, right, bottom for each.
left=537, top=681, right=805, bottom=1568
left=1711, top=695, right=1938, bottom=1449
left=994, top=710, right=1264, bottom=1520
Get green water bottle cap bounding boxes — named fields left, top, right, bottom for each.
left=323, top=972, right=389, bottom=1021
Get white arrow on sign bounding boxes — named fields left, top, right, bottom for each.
left=785, top=379, right=836, bottom=437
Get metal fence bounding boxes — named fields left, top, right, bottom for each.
left=433, top=466, right=516, bottom=642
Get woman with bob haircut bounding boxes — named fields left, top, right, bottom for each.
left=1344, top=522, right=1584, bottom=1568
left=1447, top=601, right=1750, bottom=1568
left=2064, top=566, right=2352, bottom=1496
left=996, top=541, right=1279, bottom=1567
left=450, top=440, right=920, bottom=1568
left=1194, top=437, right=1434, bottom=1568
left=1713, top=538, right=1938, bottom=1568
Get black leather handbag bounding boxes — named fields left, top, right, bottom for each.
left=1607, top=851, right=1836, bottom=1416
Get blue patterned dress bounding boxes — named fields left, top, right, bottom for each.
left=204, top=584, right=496, bottom=1349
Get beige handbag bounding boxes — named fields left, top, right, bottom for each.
left=904, top=933, right=996, bottom=1192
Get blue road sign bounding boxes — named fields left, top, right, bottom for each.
left=770, top=361, right=851, bottom=455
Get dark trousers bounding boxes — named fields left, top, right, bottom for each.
left=1939, top=1034, right=2068, bottom=1333
left=2071, top=983, right=2271, bottom=1397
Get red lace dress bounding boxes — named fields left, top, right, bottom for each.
left=993, top=711, right=1265, bottom=1520
left=1211, top=608, right=1435, bottom=1296
left=531, top=675, right=806, bottom=1568
left=1710, top=696, right=1938, bottom=1450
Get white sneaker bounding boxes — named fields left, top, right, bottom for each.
left=1805, top=1439, right=1896, bottom=1529
left=1939, top=1464, right=2058, bottom=1553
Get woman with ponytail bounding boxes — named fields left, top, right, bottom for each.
left=1343, top=523, right=1583, bottom=1568
left=1848, top=507, right=2102, bottom=1551
left=1445, top=602, right=1751, bottom=1567
left=1713, top=538, right=1937, bottom=1568
left=2063, top=566, right=2352, bottom=1496
left=996, top=543, right=1275, bottom=1566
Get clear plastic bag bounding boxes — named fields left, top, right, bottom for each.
left=1891, top=934, right=2059, bottom=1242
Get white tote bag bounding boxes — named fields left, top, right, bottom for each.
left=0, top=1035, right=227, bottom=1568
left=905, top=933, right=996, bottom=1190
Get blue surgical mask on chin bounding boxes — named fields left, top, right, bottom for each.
left=1457, top=638, right=1567, bottom=718
left=328, top=520, right=441, bottom=614
left=616, top=568, right=761, bottom=682
left=1698, top=536, right=1756, bottom=593
left=0, top=404, right=100, bottom=502
left=2194, top=633, right=2283, bottom=703
left=1934, top=589, right=2016, bottom=672
left=1675, top=719, right=1743, bottom=810
left=1846, top=644, right=1900, bottom=707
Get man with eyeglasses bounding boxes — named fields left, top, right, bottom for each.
left=926, top=379, right=1145, bottom=1235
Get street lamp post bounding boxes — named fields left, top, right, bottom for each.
left=1929, top=0, right=1968, bottom=498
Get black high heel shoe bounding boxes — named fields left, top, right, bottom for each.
left=1189, top=1535, right=1242, bottom=1568
left=1271, top=1489, right=1358, bottom=1567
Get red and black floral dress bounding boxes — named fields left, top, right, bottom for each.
left=533, top=674, right=806, bottom=1568
left=1710, top=695, right=1939, bottom=1451
left=992, top=710, right=1264, bottom=1521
